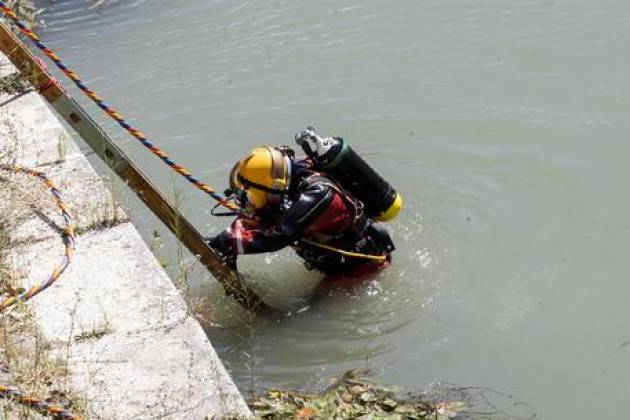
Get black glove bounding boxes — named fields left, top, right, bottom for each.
left=205, top=232, right=237, bottom=270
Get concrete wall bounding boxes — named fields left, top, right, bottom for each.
left=0, top=54, right=251, bottom=419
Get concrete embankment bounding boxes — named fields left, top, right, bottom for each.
left=0, top=53, right=250, bottom=419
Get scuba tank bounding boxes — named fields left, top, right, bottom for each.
left=295, top=127, right=402, bottom=222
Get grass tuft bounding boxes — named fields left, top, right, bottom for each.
left=0, top=161, right=88, bottom=418
left=2, top=0, right=39, bottom=28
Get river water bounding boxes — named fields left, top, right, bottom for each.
left=31, top=1, right=630, bottom=418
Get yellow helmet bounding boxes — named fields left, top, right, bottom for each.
left=229, top=146, right=291, bottom=212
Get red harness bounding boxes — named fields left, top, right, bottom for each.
left=304, top=191, right=355, bottom=238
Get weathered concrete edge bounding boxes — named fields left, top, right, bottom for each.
left=0, top=55, right=251, bottom=419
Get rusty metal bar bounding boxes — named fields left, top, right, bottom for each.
left=0, top=22, right=266, bottom=312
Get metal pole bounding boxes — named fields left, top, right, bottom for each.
left=0, top=23, right=266, bottom=313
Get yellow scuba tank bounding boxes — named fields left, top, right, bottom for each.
left=295, top=127, right=402, bottom=222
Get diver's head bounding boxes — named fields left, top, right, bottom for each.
left=228, top=146, right=293, bottom=215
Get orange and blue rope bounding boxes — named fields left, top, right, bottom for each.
left=0, top=2, right=394, bottom=266
left=0, top=165, right=75, bottom=311
left=0, top=384, right=78, bottom=419
left=0, top=1, right=236, bottom=210
left=0, top=164, right=78, bottom=419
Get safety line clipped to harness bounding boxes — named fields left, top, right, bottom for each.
left=0, top=1, right=236, bottom=211
left=301, top=239, right=388, bottom=262
left=0, top=164, right=78, bottom=418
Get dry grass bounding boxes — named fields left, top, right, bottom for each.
left=0, top=72, right=30, bottom=96
left=0, top=303, right=89, bottom=419
left=0, top=157, right=88, bottom=418
left=0, top=258, right=89, bottom=418
left=1, top=0, right=39, bottom=30
left=73, top=316, right=112, bottom=343
left=0, top=169, right=48, bottom=236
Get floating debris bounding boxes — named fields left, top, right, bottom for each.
left=248, top=369, right=464, bottom=419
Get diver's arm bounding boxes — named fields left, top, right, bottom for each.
left=276, top=182, right=334, bottom=238
left=209, top=183, right=334, bottom=256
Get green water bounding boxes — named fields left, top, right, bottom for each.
left=35, top=1, right=630, bottom=418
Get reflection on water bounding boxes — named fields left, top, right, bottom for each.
left=36, top=1, right=630, bottom=418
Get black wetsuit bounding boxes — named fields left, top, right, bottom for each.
left=209, top=160, right=394, bottom=274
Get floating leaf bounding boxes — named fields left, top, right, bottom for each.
left=393, top=404, right=416, bottom=414
left=436, top=401, right=465, bottom=418
left=350, top=385, right=366, bottom=395
left=296, top=406, right=317, bottom=420
left=359, top=392, right=377, bottom=403
left=380, top=398, right=398, bottom=411
left=252, top=400, right=270, bottom=409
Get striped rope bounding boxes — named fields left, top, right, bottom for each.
left=0, top=1, right=236, bottom=210
left=0, top=384, right=78, bottom=419
left=0, top=1, right=387, bottom=265
left=0, top=165, right=75, bottom=311
left=0, top=164, right=78, bottom=419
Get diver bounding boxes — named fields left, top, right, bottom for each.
left=206, top=127, right=403, bottom=276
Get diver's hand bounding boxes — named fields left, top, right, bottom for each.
left=205, top=232, right=237, bottom=270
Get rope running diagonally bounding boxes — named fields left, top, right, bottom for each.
left=0, top=1, right=236, bottom=211
left=0, top=2, right=386, bottom=262
left=0, top=164, right=78, bottom=419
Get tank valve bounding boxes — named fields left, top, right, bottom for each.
left=295, top=126, right=334, bottom=159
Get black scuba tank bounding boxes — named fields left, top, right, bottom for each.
left=296, top=129, right=402, bottom=221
